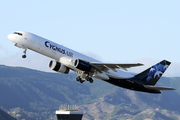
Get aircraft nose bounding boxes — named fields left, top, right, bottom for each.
left=7, top=34, right=14, bottom=41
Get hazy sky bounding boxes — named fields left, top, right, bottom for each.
left=0, top=1, right=180, bottom=77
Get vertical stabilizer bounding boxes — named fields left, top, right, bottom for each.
left=135, top=60, right=171, bottom=85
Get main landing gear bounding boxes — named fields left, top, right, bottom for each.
left=76, top=71, right=94, bottom=83
left=76, top=76, right=94, bottom=83
left=22, top=49, right=27, bottom=58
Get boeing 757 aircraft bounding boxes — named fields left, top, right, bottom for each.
left=8, top=31, right=175, bottom=94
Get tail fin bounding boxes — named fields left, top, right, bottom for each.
left=135, top=60, right=171, bottom=85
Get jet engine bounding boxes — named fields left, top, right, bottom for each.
left=74, top=59, right=92, bottom=72
left=49, top=60, right=69, bottom=74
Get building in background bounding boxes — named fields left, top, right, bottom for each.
left=56, top=105, right=83, bottom=120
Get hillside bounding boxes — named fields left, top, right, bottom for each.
left=0, top=108, right=16, bottom=120
left=0, top=65, right=179, bottom=120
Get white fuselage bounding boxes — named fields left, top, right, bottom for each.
left=8, top=31, right=134, bottom=80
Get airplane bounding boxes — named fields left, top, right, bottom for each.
left=8, top=31, right=175, bottom=94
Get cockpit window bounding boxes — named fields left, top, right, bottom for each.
left=13, top=32, right=23, bottom=36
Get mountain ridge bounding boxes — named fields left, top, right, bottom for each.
left=0, top=65, right=179, bottom=120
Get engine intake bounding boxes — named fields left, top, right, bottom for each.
left=74, top=59, right=91, bottom=72
left=49, top=60, right=69, bottom=74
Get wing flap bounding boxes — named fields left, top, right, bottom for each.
left=144, top=85, right=175, bottom=90
left=90, top=62, right=143, bottom=72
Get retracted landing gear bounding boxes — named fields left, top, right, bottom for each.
left=22, top=49, right=27, bottom=58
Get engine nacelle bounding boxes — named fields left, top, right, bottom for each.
left=49, top=60, right=69, bottom=74
left=74, top=59, right=92, bottom=72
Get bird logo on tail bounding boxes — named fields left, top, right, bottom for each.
left=146, top=61, right=170, bottom=82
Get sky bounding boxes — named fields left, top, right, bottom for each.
left=0, top=0, right=180, bottom=77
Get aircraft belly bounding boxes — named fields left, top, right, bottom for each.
left=93, top=73, right=109, bottom=80
left=106, top=70, right=134, bottom=79
left=106, top=78, right=161, bottom=93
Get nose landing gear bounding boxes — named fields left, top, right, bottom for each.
left=22, top=49, right=27, bottom=58
left=22, top=55, right=26, bottom=58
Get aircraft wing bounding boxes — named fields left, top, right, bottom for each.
left=90, top=62, right=143, bottom=72
left=144, top=85, right=175, bottom=90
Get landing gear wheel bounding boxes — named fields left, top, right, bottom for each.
left=89, top=78, right=93, bottom=83
left=76, top=76, right=84, bottom=83
left=22, top=49, right=27, bottom=58
left=22, top=55, right=26, bottom=58
left=85, top=76, right=90, bottom=81
left=76, top=76, right=81, bottom=81
left=80, top=79, right=84, bottom=83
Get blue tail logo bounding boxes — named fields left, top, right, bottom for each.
left=146, top=60, right=170, bottom=82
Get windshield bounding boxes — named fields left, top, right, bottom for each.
left=13, top=32, right=23, bottom=36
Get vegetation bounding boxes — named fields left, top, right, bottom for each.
left=0, top=65, right=180, bottom=119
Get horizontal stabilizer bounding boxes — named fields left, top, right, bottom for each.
left=144, top=85, right=175, bottom=90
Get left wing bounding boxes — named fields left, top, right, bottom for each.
left=90, top=62, right=143, bottom=72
